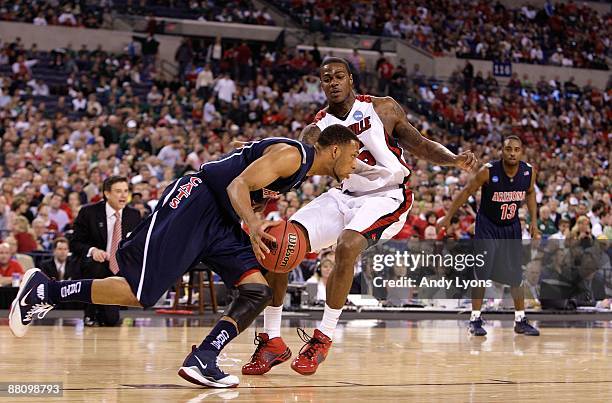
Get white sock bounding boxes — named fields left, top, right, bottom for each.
left=515, top=310, right=525, bottom=322
left=470, top=310, right=481, bottom=321
left=263, top=305, right=283, bottom=339
left=317, top=304, right=343, bottom=340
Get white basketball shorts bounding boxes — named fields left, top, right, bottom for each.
left=290, top=185, right=413, bottom=252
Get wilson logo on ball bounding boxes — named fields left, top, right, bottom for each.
left=260, top=220, right=307, bottom=273
left=280, top=233, right=298, bottom=268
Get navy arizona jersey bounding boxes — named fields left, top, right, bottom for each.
left=200, top=137, right=315, bottom=221
left=478, top=160, right=532, bottom=226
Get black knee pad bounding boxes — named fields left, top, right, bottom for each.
left=226, top=283, right=272, bottom=332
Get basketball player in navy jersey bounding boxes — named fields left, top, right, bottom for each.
left=10, top=125, right=360, bottom=388
left=439, top=136, right=540, bottom=336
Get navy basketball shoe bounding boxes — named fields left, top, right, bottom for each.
left=514, top=317, right=540, bottom=336
left=178, top=346, right=239, bottom=388
left=468, top=317, right=487, bottom=336
left=9, top=268, right=55, bottom=337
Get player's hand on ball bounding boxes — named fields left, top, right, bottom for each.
left=248, top=219, right=282, bottom=262
left=455, top=151, right=478, bottom=171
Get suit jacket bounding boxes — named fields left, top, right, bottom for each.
left=70, top=201, right=141, bottom=277
left=40, top=256, right=80, bottom=281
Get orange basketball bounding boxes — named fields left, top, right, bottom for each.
left=260, top=220, right=308, bottom=273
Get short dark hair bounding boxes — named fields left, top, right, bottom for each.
left=316, top=124, right=359, bottom=148
left=53, top=237, right=69, bottom=250
left=592, top=200, right=605, bottom=214
left=425, top=211, right=437, bottom=221
left=503, top=135, right=522, bottom=145
left=320, top=57, right=351, bottom=75
left=103, top=176, right=129, bottom=195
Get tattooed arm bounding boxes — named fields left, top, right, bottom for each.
left=375, top=97, right=478, bottom=171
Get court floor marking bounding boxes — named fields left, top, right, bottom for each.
left=43, top=378, right=612, bottom=393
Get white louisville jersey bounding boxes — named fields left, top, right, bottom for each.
left=313, top=94, right=411, bottom=192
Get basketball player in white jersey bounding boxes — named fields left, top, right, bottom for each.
left=243, top=57, right=478, bottom=376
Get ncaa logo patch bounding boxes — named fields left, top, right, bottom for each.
left=524, top=170, right=530, bottom=176
left=353, top=110, right=363, bottom=121
left=492, top=176, right=499, bottom=183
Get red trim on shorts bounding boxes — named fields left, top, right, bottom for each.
left=235, top=268, right=261, bottom=286
left=360, top=182, right=413, bottom=237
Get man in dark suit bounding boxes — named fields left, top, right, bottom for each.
left=70, top=176, right=141, bottom=326
left=40, top=237, right=79, bottom=281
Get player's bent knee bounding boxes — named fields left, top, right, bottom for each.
left=336, top=234, right=366, bottom=260
left=226, top=283, right=273, bottom=332
left=115, top=278, right=142, bottom=307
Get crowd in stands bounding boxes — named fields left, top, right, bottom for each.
left=275, top=0, right=610, bottom=70
left=0, top=0, right=111, bottom=29
left=0, top=33, right=609, bottom=307
left=0, top=0, right=274, bottom=28
left=3, top=0, right=608, bottom=70
left=114, top=0, right=276, bottom=25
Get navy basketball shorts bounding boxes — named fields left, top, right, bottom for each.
left=473, top=213, right=523, bottom=287
left=116, top=172, right=260, bottom=308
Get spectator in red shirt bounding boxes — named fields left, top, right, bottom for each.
left=409, top=212, right=429, bottom=239
left=435, top=196, right=452, bottom=218
left=13, top=216, right=39, bottom=253
left=424, top=225, right=438, bottom=240
left=418, top=211, right=439, bottom=238
left=377, top=58, right=394, bottom=95
left=0, top=242, right=24, bottom=286
left=235, top=41, right=252, bottom=83
left=393, top=221, right=417, bottom=240
left=438, top=216, right=462, bottom=240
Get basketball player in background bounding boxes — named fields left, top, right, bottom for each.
left=10, top=127, right=360, bottom=388
left=438, top=136, right=540, bottom=336
left=243, top=57, right=478, bottom=376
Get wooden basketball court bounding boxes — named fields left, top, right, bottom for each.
left=1, top=317, right=612, bottom=402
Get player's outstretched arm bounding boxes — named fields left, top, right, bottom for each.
left=227, top=144, right=302, bottom=260
left=378, top=97, right=478, bottom=171
left=438, top=165, right=488, bottom=230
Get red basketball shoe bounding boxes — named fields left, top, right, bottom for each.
left=290, top=329, right=332, bottom=375
left=241, top=333, right=292, bottom=375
